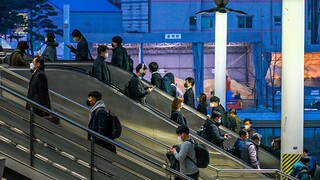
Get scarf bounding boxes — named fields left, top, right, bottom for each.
left=89, top=100, right=106, bottom=120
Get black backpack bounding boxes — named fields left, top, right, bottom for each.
left=123, top=49, right=134, bottom=72
left=161, top=73, right=172, bottom=93
left=196, top=126, right=208, bottom=139
left=96, top=109, right=122, bottom=139
left=186, top=139, right=210, bottom=168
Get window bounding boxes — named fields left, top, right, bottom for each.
left=202, top=16, right=214, bottom=29
left=189, top=16, right=197, bottom=30
left=274, top=16, right=281, bottom=26
left=238, top=16, right=252, bottom=28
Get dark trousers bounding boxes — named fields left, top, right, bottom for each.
left=175, top=171, right=199, bottom=180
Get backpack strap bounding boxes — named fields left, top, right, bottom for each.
left=185, top=139, right=197, bottom=166
left=95, top=107, right=105, bottom=117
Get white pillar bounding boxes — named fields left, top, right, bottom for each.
left=281, top=0, right=305, bottom=173
left=214, top=12, right=227, bottom=108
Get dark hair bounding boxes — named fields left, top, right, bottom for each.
left=172, top=97, right=184, bottom=111
left=300, top=156, right=310, bottom=165
left=71, top=29, right=82, bottom=38
left=303, top=148, right=309, bottom=154
left=136, top=63, right=147, bottom=73
left=88, top=91, right=102, bottom=101
left=34, top=56, right=45, bottom=67
left=185, top=77, right=195, bottom=86
left=199, top=93, right=207, bottom=103
left=211, top=111, right=221, bottom=119
left=17, top=41, right=29, bottom=50
left=148, top=62, right=159, bottom=72
left=239, top=129, right=247, bottom=137
left=251, top=133, right=261, bottom=141
left=46, top=32, right=55, bottom=42
left=112, top=36, right=123, bottom=45
left=229, top=108, right=237, bottom=115
left=176, top=125, right=189, bottom=135
left=244, top=118, right=252, bottom=125
left=97, top=45, right=108, bottom=55
left=210, top=96, right=220, bottom=103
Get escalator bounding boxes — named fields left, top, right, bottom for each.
left=0, top=80, right=191, bottom=179
left=45, top=62, right=280, bottom=170
left=4, top=66, right=275, bottom=179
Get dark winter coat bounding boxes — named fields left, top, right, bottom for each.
left=93, top=56, right=111, bottom=84
left=197, top=102, right=207, bottom=115
left=88, top=108, right=116, bottom=153
left=241, top=139, right=260, bottom=169
left=246, top=127, right=258, bottom=138
left=170, top=110, right=187, bottom=125
left=71, top=38, right=91, bottom=61
left=151, top=72, right=162, bottom=89
left=128, top=74, right=150, bottom=104
left=10, top=49, right=29, bottom=66
left=26, top=67, right=51, bottom=117
left=184, top=88, right=195, bottom=108
left=211, top=104, right=227, bottom=127
left=111, top=45, right=128, bottom=71
left=203, top=118, right=225, bottom=148
left=233, top=138, right=246, bottom=159
left=290, top=161, right=311, bottom=180
left=42, top=42, right=58, bottom=62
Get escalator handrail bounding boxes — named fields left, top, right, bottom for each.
left=0, top=84, right=192, bottom=180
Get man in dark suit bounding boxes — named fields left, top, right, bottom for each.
left=66, top=29, right=91, bottom=61
left=183, top=77, right=195, bottom=108
left=149, top=62, right=162, bottom=89
left=86, top=91, right=116, bottom=153
left=26, top=57, right=51, bottom=117
left=93, top=45, right=111, bottom=84
left=110, top=36, right=130, bottom=71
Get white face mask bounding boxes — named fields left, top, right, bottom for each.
left=218, top=119, right=221, bottom=124
left=73, top=37, right=77, bottom=42
left=177, top=136, right=183, bottom=143
left=197, top=98, right=199, bottom=102
left=257, top=141, right=261, bottom=146
left=104, top=53, right=109, bottom=58
left=180, top=103, right=184, bottom=109
left=30, top=63, right=35, bottom=70
left=209, top=103, right=214, bottom=108
left=244, top=125, right=250, bottom=130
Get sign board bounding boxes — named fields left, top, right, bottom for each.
left=165, top=34, right=181, bottom=39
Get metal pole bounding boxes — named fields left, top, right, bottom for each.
left=214, top=12, right=227, bottom=108
left=281, top=0, right=305, bottom=175
left=90, top=140, right=94, bottom=180
left=29, top=109, right=34, bottom=166
left=63, top=5, right=71, bottom=60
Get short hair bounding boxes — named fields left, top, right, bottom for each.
left=46, top=32, right=55, bottom=42
left=17, top=41, right=29, bottom=50
left=251, top=133, right=261, bottom=141
left=303, top=148, right=309, bottom=154
left=71, top=29, right=82, bottom=38
left=148, top=62, right=159, bottom=72
left=239, top=129, right=247, bottom=137
left=34, top=56, right=45, bottom=67
left=88, top=91, right=102, bottom=101
left=229, top=108, right=237, bottom=115
left=199, top=93, right=207, bottom=103
left=176, top=125, right=189, bottom=135
left=211, top=111, right=221, bottom=119
left=112, top=36, right=123, bottom=45
left=136, top=63, right=147, bottom=73
left=244, top=118, right=252, bottom=125
left=172, top=97, right=184, bottom=111
left=300, top=156, right=310, bottom=165
left=210, top=96, right=220, bottom=103
left=97, top=45, right=108, bottom=55
left=185, top=77, right=195, bottom=86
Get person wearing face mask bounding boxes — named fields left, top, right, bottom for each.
left=243, top=118, right=257, bottom=138
left=170, top=97, right=187, bottom=125
left=127, top=63, right=153, bottom=105
left=202, top=111, right=231, bottom=148
left=66, top=29, right=92, bottom=61
left=86, top=91, right=116, bottom=153
left=92, top=45, right=111, bottom=85
left=233, top=129, right=248, bottom=159
left=183, top=77, right=195, bottom=108
left=40, top=32, right=58, bottom=62
left=241, top=133, right=262, bottom=169
left=26, top=57, right=51, bottom=117
left=110, top=36, right=130, bottom=71
left=196, top=93, right=208, bottom=116
left=170, top=125, right=199, bottom=180
left=209, top=96, right=227, bottom=127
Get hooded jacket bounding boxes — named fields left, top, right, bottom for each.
left=291, top=161, right=311, bottom=180
left=42, top=42, right=58, bottom=61
left=203, top=118, right=225, bottom=148
left=10, top=49, right=29, bottom=66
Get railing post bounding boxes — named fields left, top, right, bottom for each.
left=29, top=108, right=34, bottom=166
left=90, top=139, right=94, bottom=180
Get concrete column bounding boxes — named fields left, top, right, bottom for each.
left=214, top=12, right=227, bottom=108
left=63, top=5, right=71, bottom=60
left=138, top=43, right=144, bottom=64
left=281, top=0, right=305, bottom=174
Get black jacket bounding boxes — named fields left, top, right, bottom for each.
left=42, top=42, right=58, bottom=61
left=129, top=74, right=150, bottom=104
left=151, top=72, right=162, bottom=89
left=203, top=118, right=225, bottom=148
left=184, top=88, right=195, bottom=108
left=197, top=102, right=207, bottom=115
left=170, top=110, right=187, bottom=125
left=93, top=56, right=111, bottom=84
left=10, top=49, right=29, bottom=66
left=111, top=45, right=128, bottom=70
left=26, top=67, right=51, bottom=117
left=71, top=38, right=90, bottom=61
left=88, top=109, right=116, bottom=153
left=211, top=104, right=227, bottom=127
